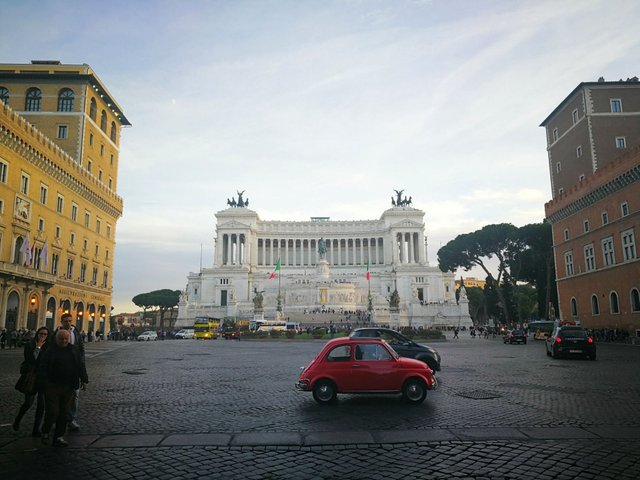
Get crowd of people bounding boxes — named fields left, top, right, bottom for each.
left=10, top=313, right=88, bottom=447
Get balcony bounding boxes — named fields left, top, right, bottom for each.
left=0, top=261, right=57, bottom=286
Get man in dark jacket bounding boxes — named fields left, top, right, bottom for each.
left=38, top=329, right=89, bottom=447
left=57, top=313, right=85, bottom=431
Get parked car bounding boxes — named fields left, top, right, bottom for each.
left=137, top=331, right=158, bottom=341
left=545, top=326, right=596, bottom=360
left=503, top=329, right=527, bottom=344
left=296, top=337, right=437, bottom=405
left=349, top=327, right=441, bottom=372
left=174, top=329, right=195, bottom=339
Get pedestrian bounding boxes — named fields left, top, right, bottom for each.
left=453, top=328, right=459, bottom=339
left=56, top=313, right=85, bottom=431
left=10, top=329, right=18, bottom=348
left=38, top=329, right=89, bottom=447
left=13, top=326, right=50, bottom=436
left=0, top=328, right=6, bottom=349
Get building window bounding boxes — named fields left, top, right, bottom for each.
left=622, top=229, right=636, bottom=261
left=583, top=220, right=589, bottom=233
left=621, top=202, right=629, bottom=217
left=584, top=244, right=595, bottom=271
left=92, top=267, right=98, bottom=285
left=552, top=128, right=558, bottom=142
left=110, top=154, right=114, bottom=166
left=556, top=162, right=561, bottom=173
left=38, top=218, right=45, bottom=231
left=71, top=203, right=78, bottom=221
left=572, top=109, right=578, bottom=124
left=610, top=291, right=620, bottom=314
left=102, top=271, right=108, bottom=288
left=602, top=211, right=608, bottom=225
left=89, top=133, right=93, bottom=146
left=0, top=160, right=7, bottom=183
left=82, top=238, right=88, bottom=252
left=105, top=249, right=109, bottom=261
left=632, top=288, right=640, bottom=312
left=106, top=225, right=111, bottom=239
left=66, top=258, right=74, bottom=279
left=98, top=170, right=103, bottom=181
left=87, top=160, right=92, bottom=173
left=55, top=225, right=61, bottom=238
left=56, top=195, right=64, bottom=213
left=0, top=86, right=8, bottom=105
left=70, top=232, right=75, bottom=245
left=57, top=88, right=74, bottom=112
left=57, top=125, right=68, bottom=139
left=602, top=237, right=615, bottom=266
left=616, top=137, right=626, bottom=148
left=95, top=244, right=99, bottom=256
left=84, top=212, right=90, bottom=227
left=100, top=144, right=104, bottom=157
left=100, top=110, right=107, bottom=131
left=40, top=184, right=47, bottom=204
left=80, top=263, right=86, bottom=282
left=591, top=295, right=600, bottom=315
left=570, top=297, right=578, bottom=316
left=25, top=88, right=41, bottom=111
left=108, top=177, right=112, bottom=189
left=563, top=229, right=569, bottom=241
left=51, top=253, right=59, bottom=275
left=564, top=251, right=574, bottom=276
left=576, top=145, right=582, bottom=158
left=89, top=98, right=97, bottom=120
left=110, top=122, right=117, bottom=142
left=96, top=218, right=101, bottom=234
left=610, top=99, right=622, bottom=112
left=20, top=173, right=29, bottom=195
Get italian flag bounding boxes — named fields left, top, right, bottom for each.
left=269, top=258, right=281, bottom=279
left=365, top=261, right=370, bottom=281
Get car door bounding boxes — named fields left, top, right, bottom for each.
left=351, top=343, right=398, bottom=392
left=322, top=344, right=354, bottom=391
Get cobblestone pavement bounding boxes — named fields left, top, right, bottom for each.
left=1, top=335, right=639, bottom=479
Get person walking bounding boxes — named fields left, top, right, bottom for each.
left=0, top=328, right=6, bottom=349
left=56, top=313, right=84, bottom=431
left=38, top=329, right=89, bottom=447
left=13, top=326, right=50, bottom=436
left=453, top=327, right=459, bottom=339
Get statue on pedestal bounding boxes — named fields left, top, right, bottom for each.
left=388, top=289, right=400, bottom=310
left=253, top=288, right=264, bottom=311
left=318, top=237, right=327, bottom=260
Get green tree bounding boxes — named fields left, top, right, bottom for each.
left=438, top=223, right=522, bottom=324
left=132, top=289, right=181, bottom=333
left=512, top=221, right=558, bottom=320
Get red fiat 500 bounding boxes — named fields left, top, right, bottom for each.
left=296, top=337, right=437, bottom=404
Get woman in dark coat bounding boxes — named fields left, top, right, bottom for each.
left=13, top=326, right=50, bottom=436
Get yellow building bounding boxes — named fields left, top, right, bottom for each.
left=0, top=61, right=129, bottom=335
left=455, top=277, right=487, bottom=290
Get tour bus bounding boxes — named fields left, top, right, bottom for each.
left=285, top=322, right=300, bottom=333
left=253, top=320, right=287, bottom=332
left=193, top=316, right=220, bottom=339
left=530, top=320, right=555, bottom=341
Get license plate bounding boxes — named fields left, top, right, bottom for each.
left=569, top=349, right=582, bottom=353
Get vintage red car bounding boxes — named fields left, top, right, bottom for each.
left=296, top=337, right=437, bottom=404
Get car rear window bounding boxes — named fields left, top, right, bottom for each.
left=559, top=329, right=588, bottom=338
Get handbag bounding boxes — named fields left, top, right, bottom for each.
left=15, top=367, right=37, bottom=394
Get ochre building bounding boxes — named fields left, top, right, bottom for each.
left=0, top=61, right=129, bottom=335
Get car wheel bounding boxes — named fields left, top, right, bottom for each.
left=402, top=378, right=427, bottom=404
left=312, top=380, right=337, bottom=405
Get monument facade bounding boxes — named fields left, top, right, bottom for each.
left=177, top=193, right=472, bottom=329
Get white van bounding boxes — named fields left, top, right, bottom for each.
left=174, top=329, right=195, bottom=339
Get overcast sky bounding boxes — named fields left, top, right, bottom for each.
left=2, top=0, right=639, bottom=313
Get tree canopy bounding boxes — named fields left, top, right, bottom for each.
left=132, top=289, right=181, bottom=331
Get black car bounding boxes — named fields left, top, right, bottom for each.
left=545, top=326, right=596, bottom=360
left=349, top=327, right=441, bottom=372
left=503, top=329, right=527, bottom=344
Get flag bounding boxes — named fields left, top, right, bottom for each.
left=39, top=240, right=49, bottom=269
left=269, top=258, right=281, bottom=279
left=365, top=261, right=370, bottom=281
left=20, top=234, right=32, bottom=266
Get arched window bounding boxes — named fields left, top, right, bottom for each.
left=110, top=121, right=117, bottom=142
left=100, top=110, right=107, bottom=131
left=25, top=88, right=41, bottom=111
left=610, top=291, right=620, bottom=314
left=89, top=98, right=97, bottom=120
left=0, top=86, right=8, bottom=105
left=631, top=288, right=640, bottom=312
left=57, top=88, right=74, bottom=112
left=13, top=237, right=24, bottom=264
left=591, top=295, right=600, bottom=315
left=570, top=297, right=578, bottom=316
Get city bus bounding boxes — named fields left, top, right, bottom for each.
left=529, top=320, right=555, bottom=341
left=252, top=320, right=287, bottom=332
left=193, top=316, right=220, bottom=339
